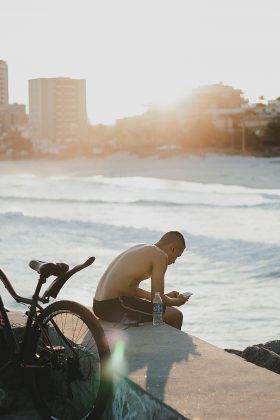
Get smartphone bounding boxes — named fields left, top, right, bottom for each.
left=183, top=291, right=193, bottom=298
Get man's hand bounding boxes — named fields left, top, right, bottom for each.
left=162, top=292, right=190, bottom=307
left=165, top=290, right=180, bottom=298
left=175, top=294, right=190, bottom=306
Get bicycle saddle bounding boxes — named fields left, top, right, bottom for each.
left=29, top=260, right=69, bottom=278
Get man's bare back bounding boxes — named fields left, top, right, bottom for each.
left=94, top=244, right=168, bottom=301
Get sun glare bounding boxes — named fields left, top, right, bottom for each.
left=152, top=88, right=193, bottom=111
left=2, top=0, right=280, bottom=123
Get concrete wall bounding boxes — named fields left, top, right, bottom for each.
left=102, top=378, right=186, bottom=420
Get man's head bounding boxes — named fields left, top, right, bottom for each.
left=155, top=231, right=186, bottom=265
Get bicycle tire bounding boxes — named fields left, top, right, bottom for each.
left=28, top=300, right=112, bottom=420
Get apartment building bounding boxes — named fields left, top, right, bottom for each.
left=29, top=77, right=87, bottom=150
left=0, top=103, right=27, bottom=136
left=0, top=60, right=9, bottom=107
left=192, top=83, right=248, bottom=109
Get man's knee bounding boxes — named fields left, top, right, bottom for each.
left=176, top=309, right=183, bottom=329
left=164, top=307, right=183, bottom=330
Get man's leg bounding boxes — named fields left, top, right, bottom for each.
left=93, top=298, right=126, bottom=322
left=163, top=307, right=183, bottom=330
left=120, top=296, right=153, bottom=322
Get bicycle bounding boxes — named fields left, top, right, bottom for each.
left=0, top=257, right=112, bottom=420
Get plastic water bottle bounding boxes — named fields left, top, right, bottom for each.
left=153, top=292, right=163, bottom=326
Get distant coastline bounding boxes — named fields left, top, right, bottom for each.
left=1, top=145, right=280, bottom=162
left=1, top=152, right=280, bottom=189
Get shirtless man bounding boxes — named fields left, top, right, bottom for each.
left=93, top=231, right=189, bottom=330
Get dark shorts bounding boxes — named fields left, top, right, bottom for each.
left=93, top=296, right=166, bottom=323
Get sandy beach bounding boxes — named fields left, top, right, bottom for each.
left=0, top=153, right=280, bottom=188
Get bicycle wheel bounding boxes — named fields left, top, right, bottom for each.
left=28, top=300, right=112, bottom=420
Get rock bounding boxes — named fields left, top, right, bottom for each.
left=257, top=340, right=280, bottom=355
left=224, top=349, right=243, bottom=357
left=242, top=345, right=280, bottom=374
left=224, top=339, right=280, bottom=375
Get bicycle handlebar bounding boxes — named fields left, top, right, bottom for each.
left=29, top=260, right=69, bottom=278
left=42, top=256, right=95, bottom=301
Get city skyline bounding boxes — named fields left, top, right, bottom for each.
left=2, top=0, right=280, bottom=124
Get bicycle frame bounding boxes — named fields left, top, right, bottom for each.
left=0, top=268, right=30, bottom=362
left=0, top=257, right=112, bottom=420
left=0, top=268, right=45, bottom=368
left=0, top=271, right=71, bottom=368
left=0, top=256, right=96, bottom=369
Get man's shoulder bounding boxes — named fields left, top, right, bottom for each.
left=146, top=244, right=168, bottom=263
left=129, top=244, right=167, bottom=259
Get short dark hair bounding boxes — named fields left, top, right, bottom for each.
left=159, top=231, right=186, bottom=248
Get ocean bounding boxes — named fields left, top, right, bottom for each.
left=0, top=155, right=279, bottom=349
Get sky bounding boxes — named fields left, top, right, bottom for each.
left=1, top=0, right=280, bottom=124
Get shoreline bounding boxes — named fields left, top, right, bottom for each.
left=0, top=152, right=280, bottom=188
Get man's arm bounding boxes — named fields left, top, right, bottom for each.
left=134, top=288, right=151, bottom=301
left=135, top=287, right=187, bottom=306
left=151, top=254, right=188, bottom=307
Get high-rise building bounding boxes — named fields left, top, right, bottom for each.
left=0, top=60, right=9, bottom=107
left=29, top=77, right=87, bottom=150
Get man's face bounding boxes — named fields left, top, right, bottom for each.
left=168, top=244, right=185, bottom=265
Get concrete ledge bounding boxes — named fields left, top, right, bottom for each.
left=102, top=377, right=185, bottom=420
left=100, top=321, right=280, bottom=420
left=5, top=311, right=280, bottom=419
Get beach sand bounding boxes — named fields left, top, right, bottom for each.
left=0, top=153, right=280, bottom=188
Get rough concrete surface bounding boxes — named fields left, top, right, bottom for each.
left=101, top=321, right=280, bottom=420
left=2, top=311, right=280, bottom=420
